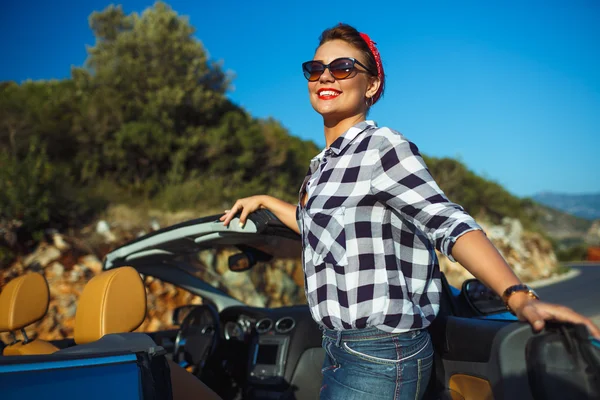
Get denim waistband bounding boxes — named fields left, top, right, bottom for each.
left=321, top=325, right=419, bottom=343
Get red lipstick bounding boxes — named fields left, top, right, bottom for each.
left=317, top=88, right=341, bottom=100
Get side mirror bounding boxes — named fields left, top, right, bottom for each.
left=172, top=305, right=198, bottom=326
left=228, top=246, right=273, bottom=272
left=462, top=279, right=507, bottom=315
left=228, top=253, right=253, bottom=272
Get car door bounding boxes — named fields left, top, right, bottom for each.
left=427, top=277, right=537, bottom=400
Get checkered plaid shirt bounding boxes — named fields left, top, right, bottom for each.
left=296, top=121, right=482, bottom=333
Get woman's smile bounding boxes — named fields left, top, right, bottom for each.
left=317, top=88, right=342, bottom=100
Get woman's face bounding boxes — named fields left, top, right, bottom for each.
left=308, top=39, right=378, bottom=122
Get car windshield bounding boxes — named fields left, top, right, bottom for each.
left=175, top=244, right=307, bottom=308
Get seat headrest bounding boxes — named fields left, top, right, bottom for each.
left=0, top=272, right=49, bottom=332
left=74, top=267, right=147, bottom=344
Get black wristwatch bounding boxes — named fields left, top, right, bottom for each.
left=501, top=284, right=539, bottom=314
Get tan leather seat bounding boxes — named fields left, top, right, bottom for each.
left=66, top=267, right=222, bottom=400
left=0, top=272, right=58, bottom=355
left=74, top=266, right=147, bottom=344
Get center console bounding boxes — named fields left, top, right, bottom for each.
left=249, top=335, right=290, bottom=383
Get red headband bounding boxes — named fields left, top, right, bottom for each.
left=359, top=32, right=384, bottom=104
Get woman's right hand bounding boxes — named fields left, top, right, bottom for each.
left=219, top=195, right=300, bottom=234
left=220, top=195, right=268, bottom=228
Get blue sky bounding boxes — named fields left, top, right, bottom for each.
left=1, top=1, right=599, bottom=197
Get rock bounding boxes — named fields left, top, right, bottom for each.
left=67, top=265, right=85, bottom=283
left=96, top=220, right=110, bottom=234
left=58, top=294, right=78, bottom=319
left=199, top=250, right=216, bottom=270
left=96, top=220, right=116, bottom=242
left=79, top=255, right=102, bottom=275
left=441, top=219, right=559, bottom=287
left=56, top=251, right=78, bottom=271
left=51, top=233, right=70, bottom=251
left=150, top=219, right=161, bottom=231
left=147, top=278, right=164, bottom=295
left=263, top=266, right=301, bottom=307
left=47, top=262, right=65, bottom=282
left=215, top=250, right=230, bottom=276
left=143, top=318, right=163, bottom=333
left=22, top=243, right=61, bottom=268
left=292, top=263, right=305, bottom=288
left=504, top=217, right=525, bottom=254
left=585, top=220, right=600, bottom=246
left=35, top=309, right=58, bottom=337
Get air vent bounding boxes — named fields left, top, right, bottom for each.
left=275, top=317, right=296, bottom=333
left=255, top=318, right=273, bottom=333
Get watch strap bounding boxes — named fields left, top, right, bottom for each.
left=502, top=284, right=539, bottom=313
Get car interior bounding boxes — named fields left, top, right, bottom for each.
left=0, top=265, right=527, bottom=400
left=0, top=268, right=219, bottom=400
left=1, top=211, right=597, bottom=400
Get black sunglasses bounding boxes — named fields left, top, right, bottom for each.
left=302, top=57, right=375, bottom=82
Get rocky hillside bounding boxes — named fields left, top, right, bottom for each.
left=535, top=204, right=594, bottom=245
left=0, top=237, right=202, bottom=343
left=0, top=207, right=562, bottom=343
left=534, top=203, right=600, bottom=259
left=438, top=217, right=559, bottom=285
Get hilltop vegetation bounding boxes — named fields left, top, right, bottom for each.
left=423, top=156, right=538, bottom=228
left=1, top=2, right=539, bottom=263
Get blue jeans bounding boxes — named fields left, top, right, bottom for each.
left=320, top=326, right=434, bottom=400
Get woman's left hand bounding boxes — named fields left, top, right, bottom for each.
left=509, top=293, right=600, bottom=339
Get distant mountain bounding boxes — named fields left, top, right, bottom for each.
left=533, top=192, right=600, bottom=221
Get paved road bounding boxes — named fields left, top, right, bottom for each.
left=535, top=264, right=600, bottom=326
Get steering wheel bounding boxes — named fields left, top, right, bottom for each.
left=173, top=304, right=221, bottom=373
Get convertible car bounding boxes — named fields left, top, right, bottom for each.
left=0, top=210, right=598, bottom=399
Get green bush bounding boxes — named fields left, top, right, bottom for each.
left=0, top=139, right=105, bottom=241
left=0, top=247, right=16, bottom=269
left=0, top=139, right=60, bottom=239
left=555, top=244, right=588, bottom=262
left=151, top=178, right=226, bottom=211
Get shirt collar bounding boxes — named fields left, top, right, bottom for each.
left=328, top=120, right=376, bottom=156
left=308, top=120, right=377, bottom=172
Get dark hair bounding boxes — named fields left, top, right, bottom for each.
left=318, top=23, right=385, bottom=102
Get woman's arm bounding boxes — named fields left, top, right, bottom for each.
left=369, top=131, right=600, bottom=338
left=219, top=195, right=300, bottom=234
left=452, top=230, right=600, bottom=338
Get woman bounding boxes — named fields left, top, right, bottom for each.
left=221, top=23, right=600, bottom=400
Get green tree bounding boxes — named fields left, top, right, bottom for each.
left=0, top=81, right=75, bottom=157
left=0, top=139, right=69, bottom=239
left=70, top=2, right=230, bottom=189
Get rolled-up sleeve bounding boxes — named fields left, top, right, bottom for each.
left=369, top=131, right=482, bottom=261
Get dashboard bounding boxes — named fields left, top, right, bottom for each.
left=218, top=305, right=323, bottom=389
left=223, top=315, right=297, bottom=341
